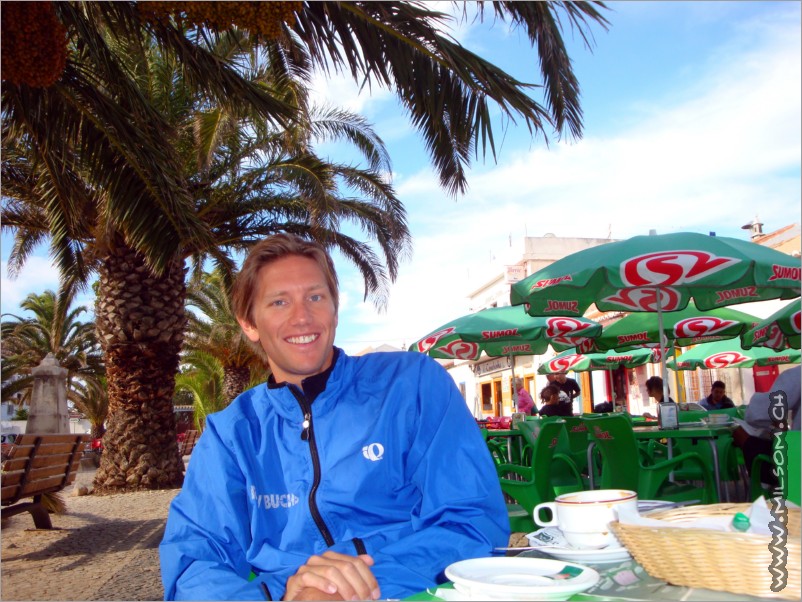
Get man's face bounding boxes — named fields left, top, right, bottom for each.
left=711, top=386, right=726, bottom=403
left=555, top=373, right=567, bottom=383
left=238, top=255, right=337, bottom=386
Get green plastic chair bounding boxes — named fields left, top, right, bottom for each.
left=750, top=430, right=801, bottom=505
left=496, top=419, right=584, bottom=532
left=560, top=416, right=591, bottom=476
left=678, top=409, right=709, bottom=423
left=583, top=413, right=718, bottom=504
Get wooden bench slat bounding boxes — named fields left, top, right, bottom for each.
left=2, top=473, right=78, bottom=501
left=2, top=453, right=80, bottom=472
left=6, top=440, right=89, bottom=460
left=13, top=433, right=90, bottom=445
left=1, top=459, right=81, bottom=487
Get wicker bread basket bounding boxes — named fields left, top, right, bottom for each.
left=610, top=503, right=800, bottom=599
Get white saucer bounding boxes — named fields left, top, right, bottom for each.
left=445, top=557, right=599, bottom=601
left=533, top=543, right=631, bottom=565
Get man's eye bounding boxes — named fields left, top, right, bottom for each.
left=271, top=299, right=287, bottom=307
left=310, top=294, right=323, bottom=302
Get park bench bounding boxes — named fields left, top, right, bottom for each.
left=1, top=433, right=89, bottom=529
left=178, top=429, right=200, bottom=456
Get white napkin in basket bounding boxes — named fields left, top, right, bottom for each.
left=616, top=497, right=779, bottom=535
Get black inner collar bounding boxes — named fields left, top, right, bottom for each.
left=267, top=347, right=340, bottom=403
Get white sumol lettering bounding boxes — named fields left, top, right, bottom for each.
left=250, top=488, right=299, bottom=510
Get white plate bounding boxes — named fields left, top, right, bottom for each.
left=533, top=543, right=632, bottom=565
left=445, top=557, right=599, bottom=600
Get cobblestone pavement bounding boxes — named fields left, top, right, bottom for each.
left=1, top=464, right=178, bottom=601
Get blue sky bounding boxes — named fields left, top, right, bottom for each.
left=2, top=1, right=800, bottom=356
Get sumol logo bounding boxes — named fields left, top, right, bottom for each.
left=545, top=317, right=594, bottom=338
left=793, top=310, right=802, bottom=334
left=438, top=340, right=479, bottom=360
left=547, top=355, right=583, bottom=372
left=603, top=287, right=682, bottom=311
left=621, top=251, right=738, bottom=287
left=416, top=327, right=455, bottom=352
left=703, top=351, right=749, bottom=369
left=768, top=265, right=801, bottom=282
left=529, top=274, right=573, bottom=291
left=482, top=328, right=519, bottom=340
left=674, top=317, right=738, bottom=338
left=715, top=286, right=758, bottom=303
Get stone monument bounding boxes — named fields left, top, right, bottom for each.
left=27, top=353, right=69, bottom=433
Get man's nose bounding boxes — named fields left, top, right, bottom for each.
left=289, top=301, right=312, bottom=323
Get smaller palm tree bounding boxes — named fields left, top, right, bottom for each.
left=70, top=376, right=109, bottom=440
left=1, top=289, right=104, bottom=405
left=175, top=350, right=226, bottom=432
left=185, top=269, right=268, bottom=403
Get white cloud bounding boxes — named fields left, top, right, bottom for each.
left=1, top=257, right=62, bottom=316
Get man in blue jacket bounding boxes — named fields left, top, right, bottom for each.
left=159, top=234, right=509, bottom=601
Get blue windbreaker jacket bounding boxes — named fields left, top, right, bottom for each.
left=159, top=349, right=509, bottom=600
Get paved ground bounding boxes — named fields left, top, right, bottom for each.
left=1, top=463, right=179, bottom=601
left=2, top=461, right=528, bottom=601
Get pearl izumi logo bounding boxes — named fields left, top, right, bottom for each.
left=362, top=442, right=385, bottom=461
left=250, top=486, right=299, bottom=510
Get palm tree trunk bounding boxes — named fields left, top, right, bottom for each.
left=93, top=242, right=187, bottom=492
left=223, top=365, right=252, bottom=403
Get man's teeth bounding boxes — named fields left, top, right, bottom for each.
left=288, top=334, right=318, bottom=344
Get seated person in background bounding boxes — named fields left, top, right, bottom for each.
left=733, top=365, right=801, bottom=486
left=514, top=377, right=536, bottom=415
left=698, top=380, right=735, bottom=410
left=593, top=401, right=614, bottom=413
left=539, top=385, right=573, bottom=417
left=645, top=375, right=675, bottom=404
left=159, top=234, right=509, bottom=601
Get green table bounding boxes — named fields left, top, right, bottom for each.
left=485, top=428, right=524, bottom=464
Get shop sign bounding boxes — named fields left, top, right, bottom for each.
left=474, top=356, right=511, bottom=377
left=505, top=265, right=526, bottom=283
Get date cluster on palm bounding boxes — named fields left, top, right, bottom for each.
left=138, top=1, right=303, bottom=39
left=1, top=1, right=68, bottom=88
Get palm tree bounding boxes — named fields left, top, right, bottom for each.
left=3, top=13, right=410, bottom=492
left=2, top=2, right=609, bottom=492
left=70, top=376, right=109, bottom=440
left=185, top=269, right=267, bottom=403
left=175, top=351, right=227, bottom=432
left=1, top=290, right=103, bottom=405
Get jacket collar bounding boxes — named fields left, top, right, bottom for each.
left=265, top=347, right=346, bottom=419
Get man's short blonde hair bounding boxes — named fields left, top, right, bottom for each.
left=231, top=234, right=339, bottom=326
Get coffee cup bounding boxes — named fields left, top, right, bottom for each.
left=532, top=489, right=637, bottom=549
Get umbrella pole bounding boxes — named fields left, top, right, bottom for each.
left=656, top=289, right=670, bottom=403
left=510, top=352, right=517, bottom=414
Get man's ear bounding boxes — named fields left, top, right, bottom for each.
left=237, top=317, right=260, bottom=343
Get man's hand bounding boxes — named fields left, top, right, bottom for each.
left=284, top=551, right=380, bottom=601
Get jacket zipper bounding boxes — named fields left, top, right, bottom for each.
left=291, top=387, right=335, bottom=547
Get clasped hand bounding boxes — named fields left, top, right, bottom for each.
left=284, top=551, right=380, bottom=601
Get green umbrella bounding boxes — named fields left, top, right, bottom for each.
left=668, top=339, right=801, bottom=370
left=583, top=302, right=759, bottom=352
left=510, top=232, right=800, bottom=316
left=410, top=305, right=602, bottom=361
left=538, top=346, right=672, bottom=374
left=740, top=300, right=801, bottom=350
left=510, top=231, right=801, bottom=401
